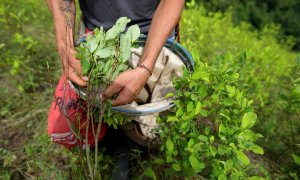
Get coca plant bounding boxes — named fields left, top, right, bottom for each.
left=156, top=56, right=266, bottom=179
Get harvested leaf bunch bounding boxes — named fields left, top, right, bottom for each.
left=76, top=17, right=141, bottom=88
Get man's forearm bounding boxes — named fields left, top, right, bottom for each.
left=47, top=0, right=76, bottom=53
left=140, top=0, right=185, bottom=71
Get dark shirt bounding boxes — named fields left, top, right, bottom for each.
left=78, top=0, right=160, bottom=34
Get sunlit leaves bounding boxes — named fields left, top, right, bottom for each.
left=159, top=55, right=265, bottom=178
left=166, top=138, right=174, bottom=154
left=126, top=24, right=140, bottom=43
left=120, top=34, right=131, bottom=62
left=236, top=151, right=250, bottom=165
left=189, top=155, right=205, bottom=172
left=105, top=17, right=130, bottom=41
left=94, top=47, right=114, bottom=59
left=241, top=112, right=257, bottom=129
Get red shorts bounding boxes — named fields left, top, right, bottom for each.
left=48, top=75, right=107, bottom=149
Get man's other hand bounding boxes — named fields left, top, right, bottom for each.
left=59, top=46, right=88, bottom=86
left=103, top=68, right=151, bottom=106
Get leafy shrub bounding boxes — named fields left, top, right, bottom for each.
left=191, top=0, right=300, bottom=50
left=180, top=6, right=299, bottom=176
left=155, top=58, right=266, bottom=179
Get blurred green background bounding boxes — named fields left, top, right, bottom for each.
left=0, top=0, right=299, bottom=179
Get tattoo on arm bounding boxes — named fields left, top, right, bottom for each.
left=59, top=0, right=75, bottom=27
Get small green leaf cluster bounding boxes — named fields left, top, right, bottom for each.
left=157, top=58, right=265, bottom=179
left=76, top=17, right=140, bottom=88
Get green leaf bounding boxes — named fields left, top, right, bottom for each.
left=144, top=167, right=157, bottom=180
left=209, top=136, right=214, bottom=144
left=210, top=146, right=217, bottom=157
left=188, top=139, right=195, bottom=148
left=198, top=135, right=208, bottom=142
left=239, top=130, right=263, bottom=141
left=194, top=102, right=201, bottom=115
left=217, top=145, right=231, bottom=155
left=154, top=158, right=164, bottom=165
left=187, top=101, right=194, bottom=112
left=94, top=28, right=105, bottom=49
left=248, top=176, right=265, bottom=180
left=236, top=151, right=250, bottom=165
left=166, top=156, right=173, bottom=163
left=199, top=109, right=208, bottom=117
left=172, top=163, right=181, bottom=171
left=80, top=56, right=90, bottom=75
left=105, top=17, right=129, bottom=41
left=241, top=112, right=257, bottom=129
left=218, top=174, right=227, bottom=180
left=226, top=85, right=236, bottom=98
left=115, top=17, right=130, bottom=31
left=249, top=145, right=264, bottom=155
left=126, top=24, right=140, bottom=43
left=165, top=92, right=174, bottom=98
left=292, top=154, right=300, bottom=166
left=176, top=107, right=184, bottom=117
left=189, top=155, right=204, bottom=172
left=88, top=38, right=98, bottom=53
left=191, top=71, right=201, bottom=80
left=94, top=47, right=114, bottom=58
left=105, top=27, right=118, bottom=41
left=218, top=123, right=224, bottom=134
left=120, top=34, right=131, bottom=62
left=166, top=138, right=174, bottom=154
left=167, top=116, right=179, bottom=122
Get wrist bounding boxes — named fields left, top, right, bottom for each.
left=135, top=64, right=152, bottom=79
left=137, top=63, right=152, bottom=76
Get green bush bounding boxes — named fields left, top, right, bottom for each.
left=180, top=6, right=299, bottom=176
left=192, top=0, right=300, bottom=50
left=156, top=60, right=266, bottom=179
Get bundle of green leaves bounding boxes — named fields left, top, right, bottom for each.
left=75, top=17, right=140, bottom=128
left=76, top=17, right=140, bottom=90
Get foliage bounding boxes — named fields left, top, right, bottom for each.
left=189, top=0, right=300, bottom=50
left=0, top=0, right=299, bottom=179
left=76, top=17, right=140, bottom=128
left=156, top=59, right=266, bottom=178
left=0, top=0, right=58, bottom=93
left=77, top=17, right=140, bottom=81
left=180, top=7, right=299, bottom=176
left=69, top=17, right=141, bottom=179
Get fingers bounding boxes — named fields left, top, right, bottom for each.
left=103, top=81, right=123, bottom=99
left=69, top=56, right=82, bottom=76
left=62, top=48, right=88, bottom=86
left=112, top=87, right=136, bottom=106
left=68, top=71, right=88, bottom=87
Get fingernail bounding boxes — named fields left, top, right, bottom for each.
left=82, top=76, right=89, bottom=81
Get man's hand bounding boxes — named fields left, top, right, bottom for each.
left=47, top=0, right=87, bottom=86
left=103, top=68, right=151, bottom=106
left=103, top=0, right=184, bottom=106
left=58, top=46, right=88, bottom=86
